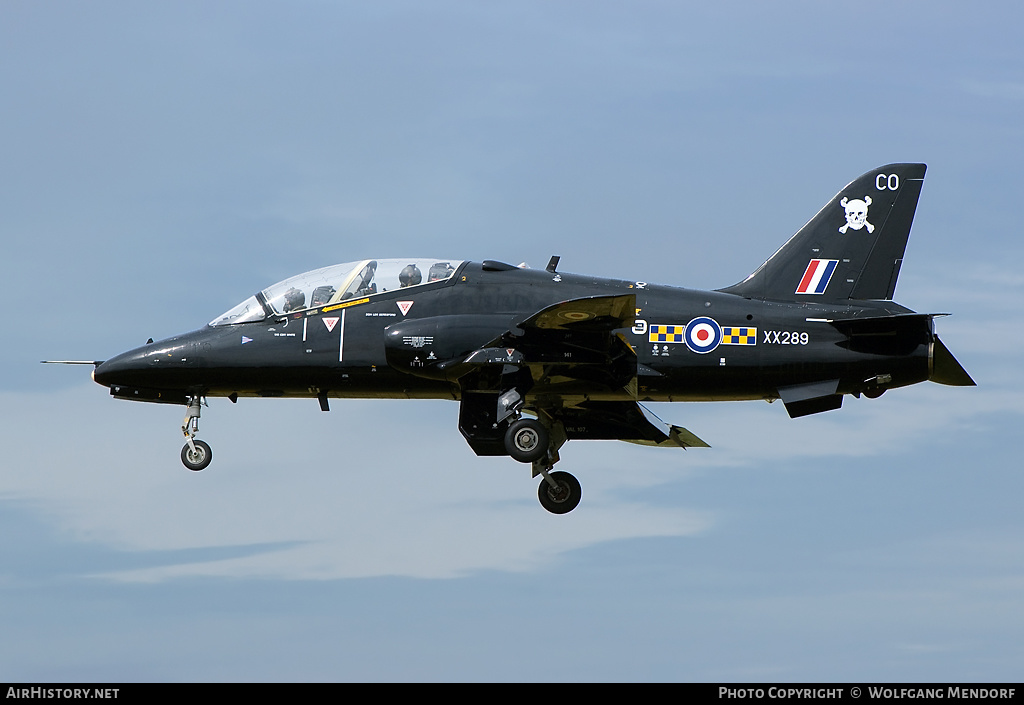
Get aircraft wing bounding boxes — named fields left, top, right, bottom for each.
left=558, top=401, right=710, bottom=448
left=512, top=293, right=636, bottom=333
left=472, top=295, right=708, bottom=448
left=473, top=293, right=639, bottom=391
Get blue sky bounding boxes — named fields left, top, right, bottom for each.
left=2, top=1, right=1023, bottom=681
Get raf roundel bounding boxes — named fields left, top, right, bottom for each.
left=684, top=316, right=722, bottom=354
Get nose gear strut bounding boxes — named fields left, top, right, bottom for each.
left=180, top=396, right=212, bottom=471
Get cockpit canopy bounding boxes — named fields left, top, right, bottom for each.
left=210, top=258, right=462, bottom=326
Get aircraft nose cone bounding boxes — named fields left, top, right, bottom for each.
left=91, top=329, right=215, bottom=402
left=92, top=350, right=147, bottom=388
left=91, top=339, right=195, bottom=406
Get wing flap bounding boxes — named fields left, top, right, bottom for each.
left=560, top=401, right=710, bottom=449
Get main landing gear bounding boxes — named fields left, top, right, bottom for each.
left=537, top=470, right=582, bottom=514
left=504, top=417, right=549, bottom=463
left=503, top=415, right=582, bottom=515
left=180, top=396, right=212, bottom=471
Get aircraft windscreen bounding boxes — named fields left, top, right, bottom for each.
left=209, top=295, right=268, bottom=327
left=209, top=258, right=461, bottom=326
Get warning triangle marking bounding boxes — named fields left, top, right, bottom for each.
left=397, top=301, right=414, bottom=316
left=323, top=317, right=339, bottom=332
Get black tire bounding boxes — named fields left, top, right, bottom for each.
left=538, top=471, right=582, bottom=514
left=504, top=418, right=549, bottom=463
left=181, top=440, right=213, bottom=471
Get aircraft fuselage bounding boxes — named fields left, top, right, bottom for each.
left=93, top=261, right=931, bottom=407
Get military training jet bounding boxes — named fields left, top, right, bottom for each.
left=49, top=163, right=974, bottom=513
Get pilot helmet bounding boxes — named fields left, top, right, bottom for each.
left=282, top=287, right=305, bottom=312
left=399, top=264, right=422, bottom=287
left=428, top=262, right=454, bottom=281
left=310, top=285, right=336, bottom=307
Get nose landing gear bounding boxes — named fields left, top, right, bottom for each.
left=181, top=439, right=212, bottom=471
left=180, top=397, right=212, bottom=471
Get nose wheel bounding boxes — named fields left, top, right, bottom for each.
left=180, top=396, right=213, bottom=471
left=181, top=439, right=212, bottom=471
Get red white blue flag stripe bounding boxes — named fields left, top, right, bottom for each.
left=795, top=259, right=838, bottom=295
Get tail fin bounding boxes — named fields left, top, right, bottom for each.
left=719, top=163, right=926, bottom=302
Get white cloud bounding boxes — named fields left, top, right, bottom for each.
left=8, top=366, right=1015, bottom=584
left=651, top=378, right=1021, bottom=472
left=0, top=386, right=711, bottom=582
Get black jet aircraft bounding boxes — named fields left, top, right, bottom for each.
left=54, top=163, right=974, bottom=513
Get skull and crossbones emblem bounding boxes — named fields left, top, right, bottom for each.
left=839, top=196, right=874, bottom=234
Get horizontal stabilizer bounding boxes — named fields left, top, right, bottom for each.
left=930, top=336, right=976, bottom=386
left=826, top=313, right=934, bottom=336
left=828, top=313, right=934, bottom=356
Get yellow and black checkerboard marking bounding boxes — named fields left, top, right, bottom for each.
left=722, top=327, right=757, bottom=345
left=649, top=325, right=685, bottom=343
